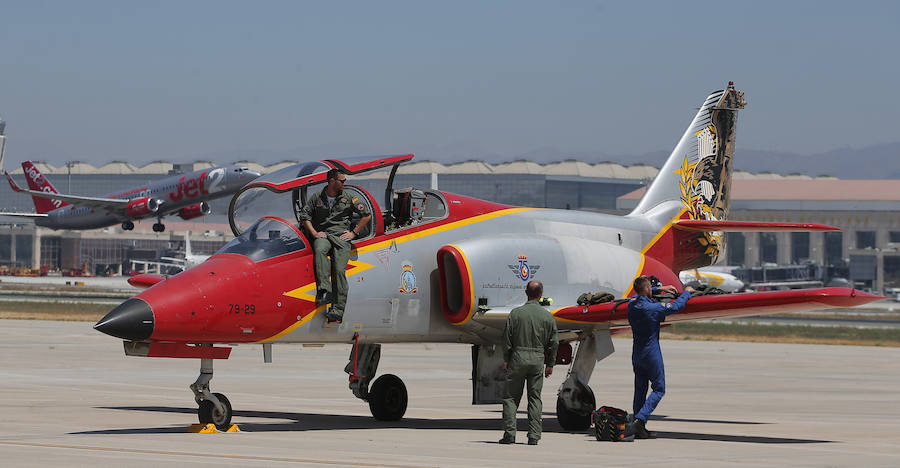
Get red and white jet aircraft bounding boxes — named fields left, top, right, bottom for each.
left=95, top=83, right=882, bottom=430
left=3, top=160, right=259, bottom=231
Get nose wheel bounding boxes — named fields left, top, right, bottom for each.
left=190, top=357, right=233, bottom=431
left=199, top=392, right=232, bottom=428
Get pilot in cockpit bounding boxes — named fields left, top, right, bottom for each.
left=298, top=169, right=371, bottom=324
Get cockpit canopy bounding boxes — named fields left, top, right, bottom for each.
left=227, top=154, right=413, bottom=236
left=215, top=217, right=305, bottom=262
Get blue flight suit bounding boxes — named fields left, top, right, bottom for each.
left=627, top=290, right=691, bottom=422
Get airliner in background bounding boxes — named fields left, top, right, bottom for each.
left=2, top=161, right=259, bottom=232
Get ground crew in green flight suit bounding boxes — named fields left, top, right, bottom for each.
left=500, top=280, right=558, bottom=446
left=299, top=168, right=371, bottom=324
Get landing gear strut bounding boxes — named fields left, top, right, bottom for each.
left=122, top=220, right=134, bottom=231
left=556, top=330, right=614, bottom=431
left=189, top=356, right=233, bottom=430
left=345, top=334, right=407, bottom=421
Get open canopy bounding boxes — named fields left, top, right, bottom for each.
left=227, top=154, right=414, bottom=235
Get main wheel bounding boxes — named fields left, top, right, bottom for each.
left=367, top=374, right=407, bottom=421
left=556, top=396, right=591, bottom=431
left=198, top=392, right=232, bottom=430
left=152, top=223, right=166, bottom=232
left=122, top=221, right=134, bottom=230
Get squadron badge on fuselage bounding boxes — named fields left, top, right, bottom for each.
left=399, top=261, right=417, bottom=294
left=508, top=254, right=540, bottom=282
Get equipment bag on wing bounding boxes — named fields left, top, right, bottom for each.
left=592, top=406, right=634, bottom=442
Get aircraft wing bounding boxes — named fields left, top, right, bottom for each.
left=553, top=288, right=884, bottom=328
left=5, top=172, right=129, bottom=210
left=0, top=211, right=49, bottom=218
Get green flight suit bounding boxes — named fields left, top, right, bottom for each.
left=298, top=187, right=370, bottom=318
left=501, top=300, right=559, bottom=441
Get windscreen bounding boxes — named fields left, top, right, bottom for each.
left=215, top=217, right=306, bottom=262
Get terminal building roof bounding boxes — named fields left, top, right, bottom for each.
left=617, top=179, right=900, bottom=211
left=8, top=159, right=839, bottom=180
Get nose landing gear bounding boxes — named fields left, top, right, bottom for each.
left=189, top=356, right=233, bottom=430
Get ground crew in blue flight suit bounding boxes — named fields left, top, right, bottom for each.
left=626, top=276, right=694, bottom=439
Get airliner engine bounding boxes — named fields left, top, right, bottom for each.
left=177, top=202, right=211, bottom=220
left=125, top=197, right=162, bottom=218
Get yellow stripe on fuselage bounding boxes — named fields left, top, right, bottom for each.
left=258, top=207, right=535, bottom=342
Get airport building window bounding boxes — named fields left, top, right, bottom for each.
left=760, top=232, right=778, bottom=264
left=791, top=232, right=810, bottom=264
left=889, top=231, right=900, bottom=243
left=15, top=235, right=33, bottom=267
left=40, top=236, right=61, bottom=269
left=726, top=232, right=745, bottom=266
left=825, top=231, right=843, bottom=266
left=0, top=234, right=11, bottom=263
left=856, top=231, right=876, bottom=249
left=885, top=256, right=900, bottom=290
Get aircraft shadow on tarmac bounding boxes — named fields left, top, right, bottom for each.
left=74, top=406, right=832, bottom=444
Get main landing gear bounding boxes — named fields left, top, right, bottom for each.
left=556, top=331, right=614, bottom=431
left=189, top=356, right=233, bottom=430
left=346, top=334, right=408, bottom=421
left=122, top=220, right=134, bottom=231
left=152, top=219, right=166, bottom=232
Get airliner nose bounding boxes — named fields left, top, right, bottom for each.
left=94, top=298, right=154, bottom=341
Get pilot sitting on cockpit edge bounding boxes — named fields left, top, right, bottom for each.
left=299, top=169, right=371, bottom=324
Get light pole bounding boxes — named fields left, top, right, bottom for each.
left=66, top=161, right=74, bottom=193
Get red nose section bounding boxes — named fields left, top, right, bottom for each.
left=119, top=253, right=315, bottom=343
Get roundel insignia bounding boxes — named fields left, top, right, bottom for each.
left=357, top=203, right=366, bottom=211
left=519, top=263, right=530, bottom=281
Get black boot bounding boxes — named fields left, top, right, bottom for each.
left=498, top=435, right=515, bottom=444
left=324, top=309, right=343, bottom=324
left=316, top=290, right=333, bottom=305
left=630, top=419, right=656, bottom=439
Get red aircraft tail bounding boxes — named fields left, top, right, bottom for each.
left=21, top=161, right=68, bottom=213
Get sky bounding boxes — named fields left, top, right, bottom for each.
left=1, top=0, right=898, bottom=166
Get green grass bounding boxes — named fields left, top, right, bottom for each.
left=664, top=322, right=900, bottom=347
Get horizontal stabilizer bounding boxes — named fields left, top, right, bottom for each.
left=127, top=273, right=168, bottom=289
left=553, top=288, right=884, bottom=327
left=671, top=220, right=840, bottom=232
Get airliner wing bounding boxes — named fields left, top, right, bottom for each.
left=5, top=172, right=129, bottom=209
left=0, top=211, right=49, bottom=218
left=553, top=288, right=884, bottom=327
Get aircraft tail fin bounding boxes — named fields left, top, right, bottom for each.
left=631, top=83, right=747, bottom=271
left=21, top=161, right=69, bottom=213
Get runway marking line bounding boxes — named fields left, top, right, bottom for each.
left=0, top=440, right=434, bottom=468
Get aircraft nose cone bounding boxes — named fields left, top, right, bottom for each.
left=94, top=298, right=154, bottom=341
